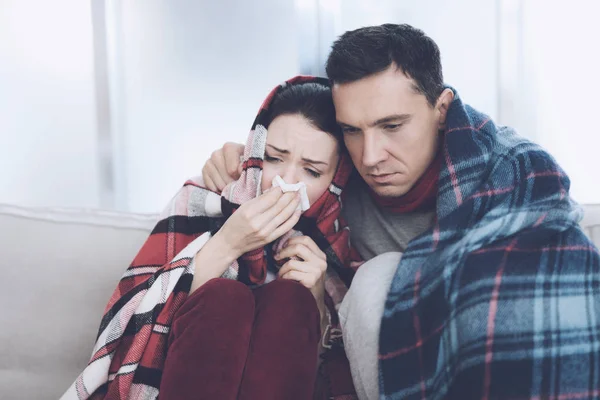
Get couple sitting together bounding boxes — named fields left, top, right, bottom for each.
left=63, top=24, right=600, bottom=400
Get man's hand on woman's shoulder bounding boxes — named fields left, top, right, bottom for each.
left=202, top=142, right=245, bottom=192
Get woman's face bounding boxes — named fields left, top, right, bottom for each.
left=261, top=114, right=339, bottom=206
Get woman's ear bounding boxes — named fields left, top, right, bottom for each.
left=435, top=88, right=454, bottom=130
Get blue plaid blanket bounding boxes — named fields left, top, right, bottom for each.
left=379, top=90, right=600, bottom=399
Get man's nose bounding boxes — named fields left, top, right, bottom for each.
left=362, top=131, right=387, bottom=168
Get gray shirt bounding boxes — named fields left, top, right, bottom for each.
left=341, top=176, right=436, bottom=261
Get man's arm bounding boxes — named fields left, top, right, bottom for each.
left=202, top=142, right=245, bottom=192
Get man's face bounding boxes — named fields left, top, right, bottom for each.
left=332, top=65, right=448, bottom=197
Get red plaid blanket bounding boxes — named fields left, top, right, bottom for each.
left=62, top=76, right=359, bottom=399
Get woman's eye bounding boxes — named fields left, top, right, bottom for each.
left=265, top=155, right=281, bottom=163
left=306, top=169, right=321, bottom=178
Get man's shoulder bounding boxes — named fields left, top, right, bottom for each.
left=488, top=125, right=554, bottom=174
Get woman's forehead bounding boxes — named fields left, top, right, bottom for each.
left=266, top=115, right=339, bottom=161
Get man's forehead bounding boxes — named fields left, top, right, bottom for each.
left=332, top=78, right=419, bottom=125
left=333, top=74, right=418, bottom=105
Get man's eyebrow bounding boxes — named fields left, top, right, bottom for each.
left=370, top=114, right=412, bottom=127
left=337, top=121, right=357, bottom=129
left=337, top=114, right=412, bottom=130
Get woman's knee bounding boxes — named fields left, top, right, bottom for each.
left=172, top=278, right=254, bottom=332
left=163, top=279, right=256, bottom=398
left=254, top=279, right=320, bottom=331
left=257, top=279, right=316, bottom=309
left=199, top=277, right=253, bottom=302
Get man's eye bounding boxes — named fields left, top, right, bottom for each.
left=306, top=169, right=321, bottom=178
left=384, top=124, right=401, bottom=131
left=341, top=127, right=359, bottom=134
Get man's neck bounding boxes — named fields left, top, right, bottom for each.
left=367, top=150, right=441, bottom=214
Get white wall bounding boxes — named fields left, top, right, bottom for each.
left=0, top=0, right=99, bottom=208
left=110, top=0, right=301, bottom=213
left=519, top=0, right=600, bottom=204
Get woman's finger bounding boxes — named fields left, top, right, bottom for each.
left=260, top=191, right=299, bottom=222
left=278, top=259, right=306, bottom=276
left=275, top=243, right=314, bottom=263
left=283, top=236, right=326, bottom=261
left=261, top=195, right=300, bottom=234
left=279, top=269, right=318, bottom=289
left=244, top=187, right=287, bottom=215
left=278, top=259, right=322, bottom=281
left=265, top=208, right=302, bottom=243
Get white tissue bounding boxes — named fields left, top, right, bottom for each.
left=271, top=175, right=311, bottom=212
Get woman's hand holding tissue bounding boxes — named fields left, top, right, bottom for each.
left=216, top=187, right=302, bottom=258
left=276, top=236, right=328, bottom=317
left=190, top=187, right=301, bottom=293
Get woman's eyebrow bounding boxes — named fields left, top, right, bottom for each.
left=302, top=158, right=328, bottom=166
left=267, top=144, right=289, bottom=154
left=267, top=144, right=328, bottom=166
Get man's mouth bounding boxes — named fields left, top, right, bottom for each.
left=369, top=173, right=398, bottom=184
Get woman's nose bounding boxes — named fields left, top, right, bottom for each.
left=281, top=167, right=298, bottom=184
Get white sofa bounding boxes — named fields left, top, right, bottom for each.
left=1, top=203, right=599, bottom=399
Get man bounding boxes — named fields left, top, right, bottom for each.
left=203, top=24, right=600, bottom=399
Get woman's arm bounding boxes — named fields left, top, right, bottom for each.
left=189, top=232, right=239, bottom=293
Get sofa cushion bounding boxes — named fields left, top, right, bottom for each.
left=0, top=204, right=157, bottom=399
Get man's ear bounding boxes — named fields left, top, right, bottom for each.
left=435, top=88, right=454, bottom=130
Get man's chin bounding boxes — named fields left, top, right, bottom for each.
left=368, top=184, right=410, bottom=198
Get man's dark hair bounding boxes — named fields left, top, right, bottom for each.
left=266, top=82, right=342, bottom=142
left=325, top=24, right=444, bottom=106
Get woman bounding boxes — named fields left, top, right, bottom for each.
left=61, top=76, right=359, bottom=400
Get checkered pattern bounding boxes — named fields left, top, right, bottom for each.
left=379, top=89, right=600, bottom=399
left=61, top=76, right=359, bottom=400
